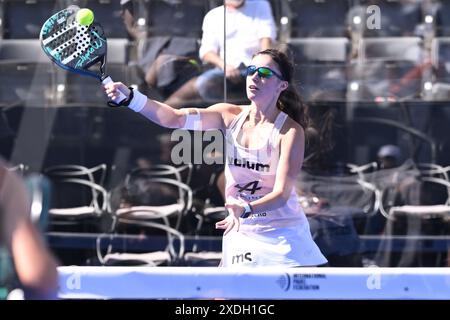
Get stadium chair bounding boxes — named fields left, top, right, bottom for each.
left=296, top=165, right=383, bottom=266
left=349, top=0, right=423, bottom=37
left=0, top=39, right=48, bottom=63
left=98, top=177, right=191, bottom=266
left=297, top=168, right=381, bottom=218
left=287, top=38, right=350, bottom=101
left=119, top=164, right=193, bottom=196
left=106, top=164, right=193, bottom=230
left=0, top=62, right=56, bottom=107
left=98, top=219, right=185, bottom=266
left=43, top=164, right=108, bottom=232
left=143, top=0, right=208, bottom=38
left=1, top=0, right=63, bottom=39
left=349, top=37, right=427, bottom=101
left=375, top=161, right=450, bottom=219
left=182, top=203, right=224, bottom=266
left=360, top=37, right=424, bottom=61
left=416, top=162, right=450, bottom=181
left=0, top=39, right=59, bottom=106
left=375, top=175, right=450, bottom=267
left=125, top=163, right=193, bottom=185
left=286, top=0, right=350, bottom=38
left=182, top=166, right=225, bottom=266
left=114, top=174, right=192, bottom=228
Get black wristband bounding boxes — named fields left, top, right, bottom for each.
left=240, top=202, right=253, bottom=219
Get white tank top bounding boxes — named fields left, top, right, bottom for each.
left=222, top=107, right=328, bottom=267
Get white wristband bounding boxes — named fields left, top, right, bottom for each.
left=181, top=109, right=202, bottom=131
left=128, top=89, right=147, bottom=113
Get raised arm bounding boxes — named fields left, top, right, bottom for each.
left=104, top=82, right=241, bottom=131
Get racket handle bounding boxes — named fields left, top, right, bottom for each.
left=102, top=76, right=127, bottom=104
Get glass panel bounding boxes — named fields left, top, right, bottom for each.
left=0, top=1, right=449, bottom=300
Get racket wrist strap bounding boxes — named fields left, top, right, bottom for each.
left=107, top=87, right=147, bottom=112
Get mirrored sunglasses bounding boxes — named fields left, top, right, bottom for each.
left=246, top=65, right=284, bottom=80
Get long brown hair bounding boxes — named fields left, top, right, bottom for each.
left=255, top=49, right=310, bottom=129
left=255, top=49, right=337, bottom=168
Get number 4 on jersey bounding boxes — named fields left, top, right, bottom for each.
left=235, top=181, right=261, bottom=194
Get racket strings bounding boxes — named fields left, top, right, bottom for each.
left=50, top=25, right=79, bottom=59
left=46, top=23, right=101, bottom=62
left=41, top=8, right=108, bottom=77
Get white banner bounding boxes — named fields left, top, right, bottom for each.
left=57, top=267, right=450, bottom=300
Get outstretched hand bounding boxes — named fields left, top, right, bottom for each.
left=215, top=200, right=245, bottom=235
left=104, top=82, right=131, bottom=102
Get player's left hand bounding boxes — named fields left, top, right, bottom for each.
left=215, top=214, right=238, bottom=235
left=215, top=201, right=245, bottom=235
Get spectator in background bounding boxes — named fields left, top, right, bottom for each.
left=377, top=144, right=402, bottom=169
left=0, top=158, right=58, bottom=299
left=164, top=0, right=277, bottom=108
left=373, top=144, right=441, bottom=232
left=120, top=0, right=139, bottom=40
left=120, top=0, right=203, bottom=101
left=376, top=144, right=409, bottom=208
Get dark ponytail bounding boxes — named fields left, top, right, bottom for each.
left=256, top=49, right=310, bottom=129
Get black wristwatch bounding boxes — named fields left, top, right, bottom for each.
left=240, top=202, right=253, bottom=219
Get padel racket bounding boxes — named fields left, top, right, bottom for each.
left=39, top=5, right=126, bottom=106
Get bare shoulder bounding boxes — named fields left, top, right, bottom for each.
left=206, top=103, right=244, bottom=126
left=206, top=103, right=243, bottom=113
left=280, top=116, right=305, bottom=138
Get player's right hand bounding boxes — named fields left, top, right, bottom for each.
left=104, top=82, right=131, bottom=102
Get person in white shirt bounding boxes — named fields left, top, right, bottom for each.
left=164, top=0, right=277, bottom=108
left=104, top=48, right=328, bottom=267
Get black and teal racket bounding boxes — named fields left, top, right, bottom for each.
left=39, top=5, right=126, bottom=106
